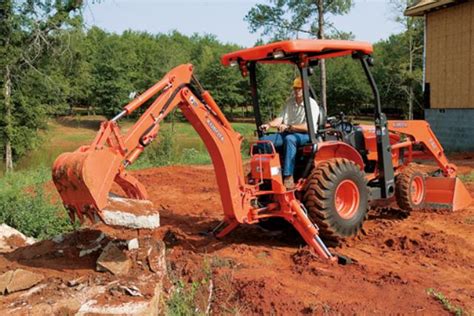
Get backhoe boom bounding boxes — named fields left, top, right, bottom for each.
left=52, top=64, right=335, bottom=261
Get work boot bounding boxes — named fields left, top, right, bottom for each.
left=283, top=176, right=295, bottom=190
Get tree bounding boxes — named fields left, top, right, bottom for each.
left=389, top=0, right=424, bottom=119
left=0, top=0, right=83, bottom=172
left=245, top=0, right=353, bottom=112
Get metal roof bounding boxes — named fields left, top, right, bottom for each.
left=405, top=0, right=464, bottom=16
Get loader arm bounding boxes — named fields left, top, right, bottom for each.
left=53, top=64, right=247, bottom=224
left=387, top=120, right=456, bottom=177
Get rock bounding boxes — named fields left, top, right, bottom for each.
left=76, top=282, right=163, bottom=316
left=147, top=240, right=166, bottom=275
left=79, top=243, right=103, bottom=257
left=0, top=224, right=36, bottom=253
left=101, top=197, right=160, bottom=229
left=0, top=269, right=44, bottom=295
left=52, top=234, right=65, bottom=244
left=128, top=238, right=139, bottom=250
left=96, top=242, right=132, bottom=275
left=67, top=276, right=86, bottom=287
left=7, top=269, right=44, bottom=294
left=0, top=271, right=14, bottom=295
left=119, top=285, right=143, bottom=297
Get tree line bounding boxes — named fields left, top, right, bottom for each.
left=0, top=0, right=423, bottom=172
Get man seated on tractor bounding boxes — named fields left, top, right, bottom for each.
left=259, top=77, right=321, bottom=189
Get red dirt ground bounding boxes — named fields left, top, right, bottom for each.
left=134, top=154, right=474, bottom=315
left=1, top=154, right=473, bottom=314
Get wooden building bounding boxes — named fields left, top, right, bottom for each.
left=405, top=0, right=474, bottom=151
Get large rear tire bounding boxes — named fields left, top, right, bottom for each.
left=303, top=158, right=368, bottom=240
left=395, top=165, right=427, bottom=211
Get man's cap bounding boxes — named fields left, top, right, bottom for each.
left=293, top=77, right=302, bottom=89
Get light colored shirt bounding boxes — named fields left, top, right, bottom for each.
left=278, top=96, right=320, bottom=131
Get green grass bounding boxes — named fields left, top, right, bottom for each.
left=166, top=280, right=206, bottom=316
left=13, top=116, right=257, bottom=172
left=426, top=288, right=465, bottom=316
left=459, top=171, right=474, bottom=183
left=0, top=167, right=76, bottom=239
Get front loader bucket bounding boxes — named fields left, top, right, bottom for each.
left=425, top=177, right=472, bottom=211
left=52, top=147, right=123, bottom=222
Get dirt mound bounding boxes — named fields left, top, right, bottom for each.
left=129, top=160, right=473, bottom=314
left=2, top=156, right=473, bottom=314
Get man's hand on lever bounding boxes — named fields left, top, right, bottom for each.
left=259, top=123, right=270, bottom=132
left=277, top=124, right=290, bottom=133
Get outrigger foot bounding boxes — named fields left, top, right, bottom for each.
left=211, top=219, right=239, bottom=238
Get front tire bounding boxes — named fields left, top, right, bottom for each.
left=395, top=165, right=427, bottom=211
left=303, top=158, right=368, bottom=240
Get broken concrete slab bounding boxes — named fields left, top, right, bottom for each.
left=7, top=269, right=44, bottom=294
left=0, top=269, right=44, bottom=295
left=96, top=242, right=132, bottom=275
left=147, top=240, right=166, bottom=275
left=128, top=238, right=139, bottom=250
left=0, top=270, right=14, bottom=295
left=0, top=225, right=167, bottom=315
left=77, top=282, right=163, bottom=316
left=101, top=197, right=160, bottom=229
left=0, top=224, right=36, bottom=253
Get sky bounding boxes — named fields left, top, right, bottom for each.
left=83, top=0, right=404, bottom=47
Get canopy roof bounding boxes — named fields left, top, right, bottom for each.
left=221, top=39, right=373, bottom=66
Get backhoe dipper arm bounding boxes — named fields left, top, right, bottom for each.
left=53, top=64, right=247, bottom=223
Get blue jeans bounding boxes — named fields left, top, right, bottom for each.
left=260, top=133, right=310, bottom=177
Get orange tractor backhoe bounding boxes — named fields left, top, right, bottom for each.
left=52, top=40, right=472, bottom=261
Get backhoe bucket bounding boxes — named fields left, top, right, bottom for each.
left=52, top=147, right=123, bottom=222
left=424, top=177, right=472, bottom=211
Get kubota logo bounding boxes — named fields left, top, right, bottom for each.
left=392, top=121, right=408, bottom=128
left=206, top=118, right=224, bottom=142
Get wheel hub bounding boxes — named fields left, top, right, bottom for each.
left=335, top=180, right=360, bottom=219
left=410, top=175, right=424, bottom=205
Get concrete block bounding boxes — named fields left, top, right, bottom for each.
left=425, top=109, right=474, bottom=151
left=102, top=197, right=160, bottom=229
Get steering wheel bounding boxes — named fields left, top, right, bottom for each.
left=324, top=112, right=354, bottom=139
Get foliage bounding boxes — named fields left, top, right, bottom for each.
left=131, top=128, right=178, bottom=169
left=325, top=56, right=371, bottom=115
left=245, top=0, right=353, bottom=39
left=130, top=122, right=256, bottom=169
left=426, top=288, right=465, bottom=316
left=384, top=0, right=424, bottom=118
left=166, top=280, right=206, bottom=316
left=0, top=0, right=426, bottom=169
left=0, top=0, right=84, bottom=171
left=0, top=167, right=75, bottom=239
left=459, top=171, right=474, bottom=183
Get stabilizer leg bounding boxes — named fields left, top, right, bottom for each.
left=289, top=200, right=336, bottom=261
left=212, top=219, right=239, bottom=238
